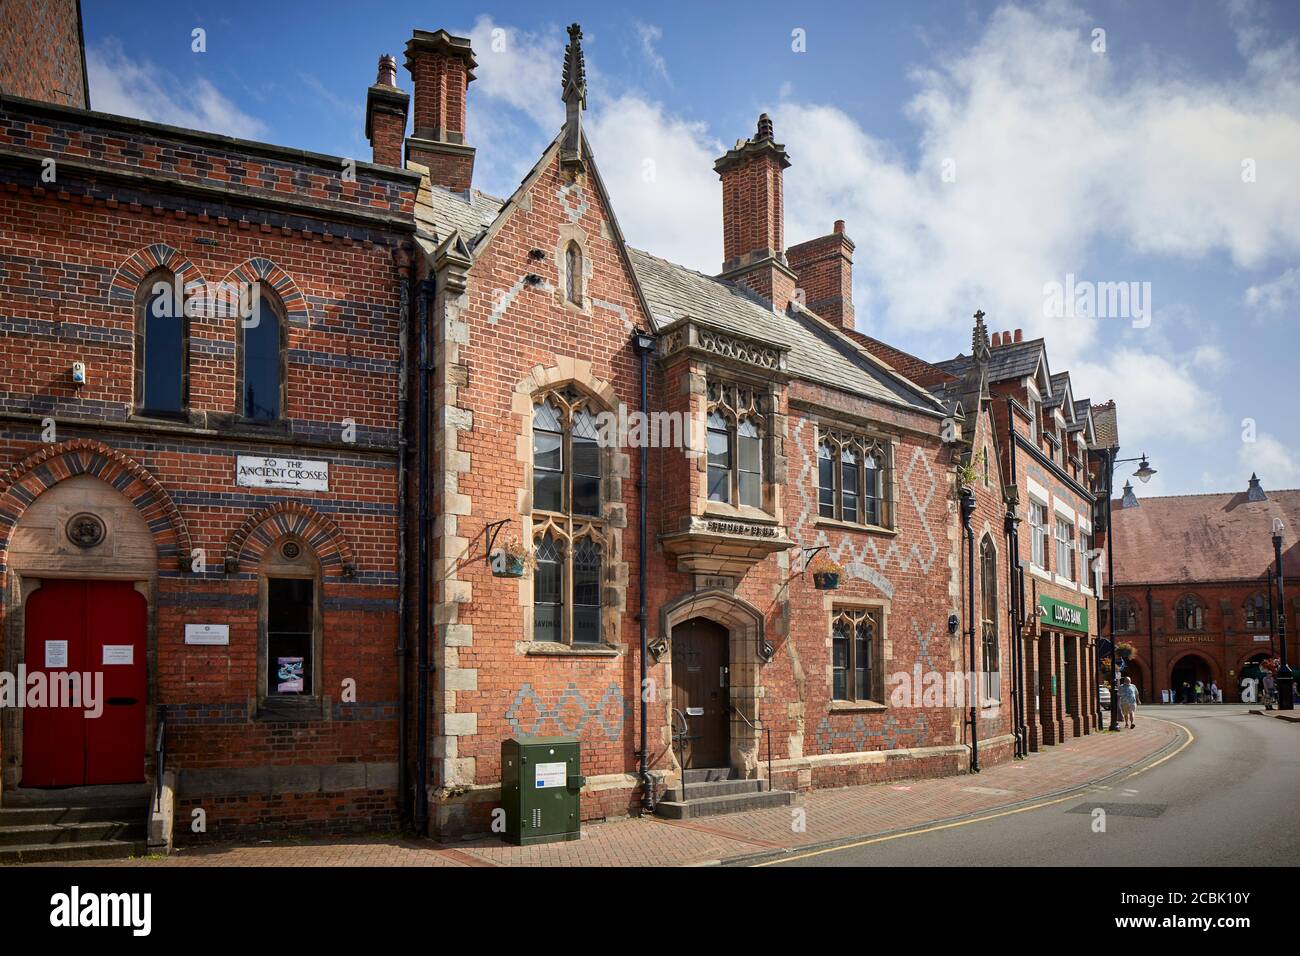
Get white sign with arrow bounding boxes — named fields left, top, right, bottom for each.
left=236, top=456, right=329, bottom=492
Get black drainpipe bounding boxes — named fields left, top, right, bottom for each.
left=631, top=329, right=655, bottom=812
left=1006, top=398, right=1027, bottom=757
left=960, top=485, right=979, bottom=772
left=395, top=245, right=412, bottom=827
left=414, top=276, right=435, bottom=834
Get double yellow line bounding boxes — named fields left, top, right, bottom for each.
left=752, top=718, right=1194, bottom=866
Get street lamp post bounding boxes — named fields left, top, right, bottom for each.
left=1102, top=450, right=1157, bottom=731
left=1273, top=518, right=1293, bottom=711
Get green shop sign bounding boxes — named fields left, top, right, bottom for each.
left=1039, top=596, right=1088, bottom=633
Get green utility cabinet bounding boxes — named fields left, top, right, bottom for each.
left=501, top=736, right=584, bottom=846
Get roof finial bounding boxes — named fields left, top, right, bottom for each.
left=972, top=309, right=990, bottom=364
left=561, top=23, right=587, bottom=172
left=1247, top=472, right=1267, bottom=502
left=562, top=23, right=587, bottom=109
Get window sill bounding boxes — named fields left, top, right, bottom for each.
left=1054, top=574, right=1077, bottom=589
left=1029, top=565, right=1052, bottom=582
left=703, top=501, right=777, bottom=524
left=828, top=699, right=887, bottom=713
left=815, top=517, right=896, bottom=537
left=523, top=641, right=621, bottom=658
left=254, top=695, right=327, bottom=722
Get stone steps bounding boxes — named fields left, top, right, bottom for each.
left=0, top=795, right=149, bottom=865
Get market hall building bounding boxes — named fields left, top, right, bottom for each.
left=0, top=2, right=1115, bottom=853
left=1106, top=475, right=1300, bottom=704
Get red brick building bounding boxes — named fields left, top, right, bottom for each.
left=1107, top=475, right=1300, bottom=704
left=0, top=0, right=419, bottom=850
left=0, top=5, right=1120, bottom=851
left=928, top=326, right=1108, bottom=752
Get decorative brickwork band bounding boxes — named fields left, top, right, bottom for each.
left=223, top=258, right=311, bottom=325
left=0, top=438, right=193, bottom=571
left=109, top=242, right=204, bottom=303
left=224, top=500, right=357, bottom=578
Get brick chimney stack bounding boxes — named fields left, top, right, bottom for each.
left=404, top=29, right=477, bottom=192
left=715, top=113, right=798, bottom=310
left=365, top=55, right=409, bottom=168
left=787, top=219, right=855, bottom=330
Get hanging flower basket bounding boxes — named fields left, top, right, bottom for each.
left=491, top=536, right=534, bottom=578
left=1116, top=642, right=1136, bottom=661
left=809, top=556, right=845, bottom=591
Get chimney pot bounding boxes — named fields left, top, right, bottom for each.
left=834, top=219, right=845, bottom=234
left=1014, top=328, right=1023, bottom=343
left=366, top=53, right=410, bottom=168
left=715, top=113, right=795, bottom=308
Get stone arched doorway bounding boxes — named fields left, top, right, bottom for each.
left=1169, top=652, right=1214, bottom=704
left=659, top=589, right=771, bottom=777
left=2, top=473, right=159, bottom=792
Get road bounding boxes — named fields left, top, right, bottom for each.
left=769, top=705, right=1300, bottom=866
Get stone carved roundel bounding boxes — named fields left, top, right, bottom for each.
left=281, top=541, right=302, bottom=560
left=66, top=512, right=106, bottom=549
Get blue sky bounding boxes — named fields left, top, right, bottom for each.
left=83, top=1, right=1300, bottom=499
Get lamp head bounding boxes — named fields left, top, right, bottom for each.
left=1133, top=454, right=1157, bottom=484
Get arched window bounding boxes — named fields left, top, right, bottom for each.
left=831, top=606, right=881, bottom=703
left=707, top=382, right=765, bottom=509
left=979, top=535, right=1000, bottom=701
left=257, top=536, right=322, bottom=716
left=1175, top=595, right=1206, bottom=632
left=531, top=386, right=604, bottom=645
left=135, top=269, right=188, bottom=416
left=565, top=242, right=583, bottom=305
left=1115, top=596, right=1139, bottom=633
left=817, top=428, right=891, bottom=528
left=1244, top=593, right=1270, bottom=630
left=240, top=291, right=286, bottom=422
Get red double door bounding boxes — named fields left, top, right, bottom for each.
left=22, top=579, right=147, bottom=787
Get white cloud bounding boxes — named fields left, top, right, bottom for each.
left=776, top=1, right=1300, bottom=348
left=1245, top=266, right=1300, bottom=313
left=635, top=22, right=670, bottom=84
left=86, top=39, right=266, bottom=140
left=1239, top=432, right=1300, bottom=488
left=1070, top=349, right=1229, bottom=446
left=586, top=96, right=722, bottom=271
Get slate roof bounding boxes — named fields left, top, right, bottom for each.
left=411, top=163, right=506, bottom=255
left=1111, top=484, right=1300, bottom=583
left=1044, top=372, right=1071, bottom=409
left=934, top=337, right=1045, bottom=384
left=626, top=247, right=941, bottom=412
left=409, top=155, right=944, bottom=416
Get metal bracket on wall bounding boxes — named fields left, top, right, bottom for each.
left=799, top=545, right=828, bottom=574
left=484, top=518, right=512, bottom=565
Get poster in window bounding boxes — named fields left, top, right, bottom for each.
left=277, top=656, right=305, bottom=693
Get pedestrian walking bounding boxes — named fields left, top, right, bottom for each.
left=1195, top=679, right=1204, bottom=703
left=1209, top=680, right=1220, bottom=704
left=1118, top=676, right=1139, bottom=729
left=1263, top=670, right=1277, bottom=711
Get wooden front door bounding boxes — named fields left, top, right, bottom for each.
left=671, top=617, right=729, bottom=768
left=22, top=579, right=147, bottom=787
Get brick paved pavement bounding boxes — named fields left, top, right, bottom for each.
left=64, top=716, right=1185, bottom=868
